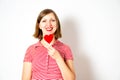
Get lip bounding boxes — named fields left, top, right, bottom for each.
left=46, top=27, right=53, bottom=31
left=46, top=30, right=52, bottom=32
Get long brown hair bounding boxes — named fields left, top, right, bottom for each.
left=33, top=9, right=62, bottom=40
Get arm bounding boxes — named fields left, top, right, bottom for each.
left=56, top=57, right=76, bottom=80
left=22, top=62, right=32, bottom=80
left=47, top=46, right=76, bottom=80
left=43, top=41, right=76, bottom=80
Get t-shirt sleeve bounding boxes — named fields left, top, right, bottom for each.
left=64, top=45, right=73, bottom=60
left=23, top=46, right=34, bottom=62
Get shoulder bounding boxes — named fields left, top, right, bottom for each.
left=26, top=41, right=40, bottom=52
left=23, top=42, right=39, bottom=62
left=57, top=40, right=71, bottom=50
left=58, top=40, right=73, bottom=60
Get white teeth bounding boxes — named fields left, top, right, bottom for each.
left=46, top=28, right=53, bottom=31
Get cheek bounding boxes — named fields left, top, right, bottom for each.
left=51, top=21, right=56, bottom=26
left=52, top=23, right=57, bottom=29
left=53, top=25, right=58, bottom=31
left=39, top=24, right=45, bottom=29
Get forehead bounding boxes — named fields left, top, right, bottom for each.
left=42, top=13, right=56, bottom=19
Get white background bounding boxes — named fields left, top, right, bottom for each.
left=0, top=0, right=120, bottom=80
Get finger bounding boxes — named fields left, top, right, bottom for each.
left=44, top=42, right=51, bottom=49
left=47, top=46, right=53, bottom=51
left=48, top=51, right=54, bottom=56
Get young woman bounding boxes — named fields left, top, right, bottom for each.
left=22, top=9, right=76, bottom=80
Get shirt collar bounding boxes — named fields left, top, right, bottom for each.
left=34, top=41, right=42, bottom=48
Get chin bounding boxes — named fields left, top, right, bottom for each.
left=46, top=32, right=54, bottom=35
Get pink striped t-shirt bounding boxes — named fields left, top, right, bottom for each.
left=23, top=40, right=73, bottom=80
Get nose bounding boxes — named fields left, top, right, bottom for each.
left=47, top=21, right=52, bottom=26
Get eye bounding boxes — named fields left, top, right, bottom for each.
left=51, top=19, right=56, bottom=22
left=42, top=20, right=46, bottom=22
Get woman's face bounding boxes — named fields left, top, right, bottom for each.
left=39, top=13, right=57, bottom=36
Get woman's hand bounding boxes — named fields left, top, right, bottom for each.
left=43, top=41, right=62, bottom=60
left=47, top=46, right=62, bottom=60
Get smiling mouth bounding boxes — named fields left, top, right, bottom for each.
left=46, top=27, right=53, bottom=31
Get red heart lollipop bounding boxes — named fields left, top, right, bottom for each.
left=44, top=34, right=54, bottom=43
